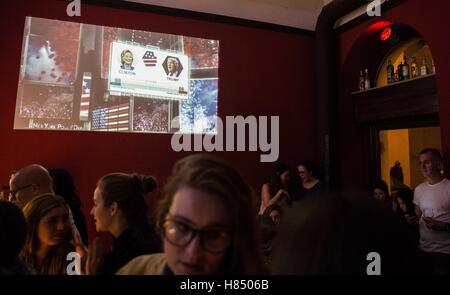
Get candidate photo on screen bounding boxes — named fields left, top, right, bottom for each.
left=163, top=56, right=183, bottom=77
left=120, top=49, right=134, bottom=70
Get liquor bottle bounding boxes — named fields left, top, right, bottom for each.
left=402, top=55, right=410, bottom=80
left=411, top=56, right=418, bottom=78
left=397, top=62, right=404, bottom=81
left=386, top=60, right=394, bottom=84
left=364, top=68, right=371, bottom=90
left=432, top=59, right=436, bottom=74
left=420, top=58, right=429, bottom=76
left=359, top=70, right=365, bottom=91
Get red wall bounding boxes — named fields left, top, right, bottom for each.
left=0, top=0, right=316, bottom=241
left=338, top=0, right=450, bottom=189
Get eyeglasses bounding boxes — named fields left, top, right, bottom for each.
left=162, top=217, right=231, bottom=254
left=9, top=184, right=33, bottom=201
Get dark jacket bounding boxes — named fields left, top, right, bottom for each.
left=97, top=227, right=160, bottom=275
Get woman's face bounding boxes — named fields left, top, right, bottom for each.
left=163, top=186, right=231, bottom=275
left=122, top=52, right=133, bottom=66
left=37, top=206, right=70, bottom=246
left=280, top=170, right=290, bottom=185
left=373, top=188, right=387, bottom=202
left=297, top=165, right=312, bottom=182
left=397, top=197, right=407, bottom=213
left=90, top=186, right=113, bottom=232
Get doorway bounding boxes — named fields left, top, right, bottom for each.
left=379, top=126, right=441, bottom=193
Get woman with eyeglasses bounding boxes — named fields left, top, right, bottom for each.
left=88, top=173, right=160, bottom=274
left=296, top=160, right=325, bottom=198
left=117, top=154, right=266, bottom=275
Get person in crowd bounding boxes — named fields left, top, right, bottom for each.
left=20, top=194, right=76, bottom=275
left=49, top=168, right=88, bottom=246
left=271, top=192, right=422, bottom=274
left=390, top=160, right=405, bottom=193
left=396, top=187, right=416, bottom=218
left=296, top=160, right=325, bottom=198
left=117, top=154, right=266, bottom=275
left=259, top=162, right=292, bottom=223
left=371, top=179, right=400, bottom=214
left=88, top=173, right=160, bottom=274
left=0, top=201, right=33, bottom=274
left=395, top=187, right=420, bottom=245
left=372, top=179, right=390, bottom=203
left=408, top=148, right=450, bottom=274
left=256, top=212, right=277, bottom=269
left=9, top=164, right=53, bottom=208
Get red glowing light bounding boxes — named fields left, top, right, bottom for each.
left=367, top=21, right=393, bottom=32
left=381, top=27, right=392, bottom=41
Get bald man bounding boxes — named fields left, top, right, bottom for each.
left=9, top=164, right=54, bottom=208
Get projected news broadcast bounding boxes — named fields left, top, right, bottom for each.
left=14, top=17, right=219, bottom=133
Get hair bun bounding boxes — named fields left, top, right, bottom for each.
left=142, top=176, right=157, bottom=194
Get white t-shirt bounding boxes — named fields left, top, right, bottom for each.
left=414, top=178, right=450, bottom=254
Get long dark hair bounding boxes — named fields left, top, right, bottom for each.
left=372, top=180, right=390, bottom=203
left=395, top=187, right=415, bottom=216
left=97, top=173, right=157, bottom=238
left=157, top=154, right=265, bottom=274
left=49, top=168, right=80, bottom=208
left=21, top=194, right=72, bottom=275
left=49, top=168, right=88, bottom=245
left=268, top=162, right=290, bottom=196
left=0, top=201, right=27, bottom=267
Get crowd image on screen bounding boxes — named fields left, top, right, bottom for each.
left=133, top=99, right=169, bottom=132
left=20, top=87, right=73, bottom=119
left=183, top=37, right=219, bottom=68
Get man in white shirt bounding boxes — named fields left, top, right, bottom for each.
left=410, top=148, right=450, bottom=274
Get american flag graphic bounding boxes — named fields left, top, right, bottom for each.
left=91, top=102, right=130, bottom=131
left=142, top=51, right=157, bottom=67
left=79, top=74, right=91, bottom=121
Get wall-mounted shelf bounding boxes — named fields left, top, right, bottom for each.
left=352, top=73, right=435, bottom=95
left=352, top=74, right=437, bottom=122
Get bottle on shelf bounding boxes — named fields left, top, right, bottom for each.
left=359, top=70, right=365, bottom=91
left=432, top=59, right=436, bottom=74
left=386, top=60, right=394, bottom=84
left=420, top=58, right=429, bottom=76
left=402, top=55, right=410, bottom=80
left=411, top=56, right=418, bottom=78
left=364, top=68, right=371, bottom=90
left=397, top=62, right=404, bottom=81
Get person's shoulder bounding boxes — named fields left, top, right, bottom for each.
left=261, top=182, right=270, bottom=190
left=414, top=182, right=427, bottom=191
left=116, top=253, right=166, bottom=275
left=441, top=178, right=450, bottom=191
left=442, top=177, right=450, bottom=185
